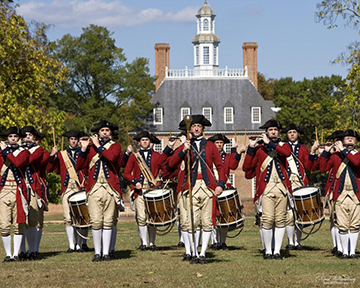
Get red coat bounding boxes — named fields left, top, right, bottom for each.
left=167, top=139, right=226, bottom=191
left=242, top=140, right=292, bottom=202
left=0, top=146, right=30, bottom=223
left=319, top=149, right=360, bottom=201
left=25, top=144, right=45, bottom=201
left=76, top=141, right=123, bottom=195
left=47, top=147, right=87, bottom=194
left=222, top=148, right=241, bottom=187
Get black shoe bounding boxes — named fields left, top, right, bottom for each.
left=331, top=247, right=338, bottom=255
left=76, top=247, right=84, bottom=253
left=210, top=244, right=218, bottom=250
left=12, top=256, right=20, bottom=262
left=29, top=252, right=37, bottom=261
left=19, top=252, right=27, bottom=261
left=182, top=254, right=192, bottom=261
left=220, top=243, right=229, bottom=250
left=264, top=254, right=273, bottom=260
left=198, top=256, right=208, bottom=264
left=341, top=254, right=349, bottom=260
left=149, top=245, right=158, bottom=252
left=190, top=256, right=199, bottom=264
left=102, top=255, right=112, bottom=262
left=273, top=253, right=283, bottom=260
left=82, top=244, right=91, bottom=252
left=295, top=244, right=304, bottom=250
left=286, top=244, right=296, bottom=251
left=349, top=254, right=358, bottom=259
left=177, top=241, right=185, bottom=248
left=3, top=256, right=12, bottom=263
left=66, top=248, right=75, bottom=253
left=137, top=245, right=147, bottom=251
left=109, top=250, right=115, bottom=258
left=92, top=254, right=102, bottom=262
left=336, top=251, right=343, bottom=258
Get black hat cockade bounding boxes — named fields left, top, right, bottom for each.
left=133, top=131, right=151, bottom=142
left=0, top=126, right=26, bottom=138
left=281, top=123, right=304, bottom=135
left=149, top=134, right=161, bottom=144
left=259, top=119, right=282, bottom=130
left=326, top=130, right=344, bottom=140
left=208, top=134, right=230, bottom=144
left=90, top=120, right=118, bottom=133
left=338, top=129, right=360, bottom=141
left=21, top=126, right=40, bottom=138
left=62, top=129, right=82, bottom=138
left=178, top=114, right=212, bottom=130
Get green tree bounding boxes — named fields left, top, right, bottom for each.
left=51, top=25, right=155, bottom=137
left=257, top=72, right=276, bottom=100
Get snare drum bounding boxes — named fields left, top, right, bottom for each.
left=143, top=189, right=176, bottom=227
left=68, top=190, right=91, bottom=228
left=216, top=189, right=245, bottom=231
left=292, top=186, right=325, bottom=227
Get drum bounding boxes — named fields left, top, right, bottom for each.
left=292, top=186, right=325, bottom=227
left=144, top=189, right=176, bottom=227
left=68, top=190, right=91, bottom=228
left=216, top=189, right=245, bottom=231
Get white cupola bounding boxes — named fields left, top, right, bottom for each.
left=192, top=1, right=220, bottom=70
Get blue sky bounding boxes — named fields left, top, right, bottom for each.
left=15, top=0, right=359, bottom=81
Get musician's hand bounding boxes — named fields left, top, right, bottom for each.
left=261, top=133, right=270, bottom=144
left=126, top=145, right=133, bottom=154
left=183, top=140, right=191, bottom=152
left=17, top=139, right=22, bottom=146
left=249, top=138, right=257, bottom=148
left=91, top=134, right=100, bottom=148
left=324, top=144, right=332, bottom=152
left=238, top=145, right=246, bottom=154
left=0, top=141, right=7, bottom=150
left=311, top=140, right=319, bottom=154
left=318, top=146, right=324, bottom=155
left=50, top=146, right=58, bottom=156
left=335, top=140, right=344, bottom=151
left=80, top=138, right=90, bottom=152
left=168, top=138, right=176, bottom=149
left=215, top=186, right=223, bottom=196
left=232, top=142, right=238, bottom=149
left=135, top=182, right=142, bottom=190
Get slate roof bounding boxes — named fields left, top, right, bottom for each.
left=146, top=78, right=275, bottom=133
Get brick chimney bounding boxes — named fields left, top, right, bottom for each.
left=242, top=42, right=258, bottom=90
left=155, top=43, right=170, bottom=91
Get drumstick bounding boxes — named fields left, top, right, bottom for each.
left=52, top=127, right=56, bottom=147
left=315, top=127, right=318, bottom=143
left=243, top=128, right=247, bottom=146
left=234, top=125, right=238, bottom=144
left=61, top=136, right=64, bottom=151
left=125, top=128, right=131, bottom=146
left=321, top=130, right=324, bottom=144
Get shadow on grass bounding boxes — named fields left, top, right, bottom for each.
left=37, top=251, right=62, bottom=260
left=113, top=249, right=133, bottom=260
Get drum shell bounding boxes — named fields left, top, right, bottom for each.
left=216, top=189, right=244, bottom=231
left=68, top=190, right=91, bottom=228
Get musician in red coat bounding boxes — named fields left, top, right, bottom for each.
left=207, top=133, right=244, bottom=250
left=167, top=115, right=226, bottom=264
left=123, top=131, right=173, bottom=251
left=21, top=126, right=45, bottom=260
left=0, top=127, right=29, bottom=262
left=319, top=129, right=360, bottom=259
left=48, top=129, right=89, bottom=253
left=77, top=120, right=123, bottom=262
left=243, top=119, right=291, bottom=260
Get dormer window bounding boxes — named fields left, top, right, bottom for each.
left=153, top=107, right=163, bottom=125
left=224, top=107, right=233, bottom=124
left=181, top=107, right=191, bottom=121
left=202, top=107, right=212, bottom=123
left=251, top=107, right=261, bottom=123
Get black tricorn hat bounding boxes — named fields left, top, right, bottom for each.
left=281, top=123, right=304, bottom=135
left=79, top=131, right=90, bottom=139
left=90, top=120, right=118, bottom=133
left=149, top=134, right=161, bottom=144
left=326, top=130, right=344, bottom=140
left=208, top=134, right=230, bottom=144
left=0, top=126, right=26, bottom=137
left=178, top=114, right=212, bottom=130
left=37, top=132, right=45, bottom=140
left=259, top=119, right=282, bottom=130
left=133, top=131, right=151, bottom=142
left=21, top=126, right=40, bottom=138
left=62, top=129, right=82, bottom=138
left=111, top=130, right=119, bottom=140
left=338, top=129, right=360, bottom=141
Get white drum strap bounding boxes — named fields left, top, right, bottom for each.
left=61, top=150, right=82, bottom=187
left=89, top=141, right=114, bottom=169
left=260, top=150, right=277, bottom=173
left=336, top=158, right=349, bottom=179
left=287, top=155, right=300, bottom=177
left=213, top=164, right=219, bottom=181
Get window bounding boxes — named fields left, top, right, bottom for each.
left=224, top=138, right=233, bottom=154
left=153, top=108, right=163, bottom=124
left=224, top=107, right=233, bottom=124
left=203, top=19, right=209, bottom=31
left=203, top=46, right=209, bottom=65
left=196, top=45, right=199, bottom=65
left=202, top=107, right=212, bottom=123
left=251, top=107, right=261, bottom=123
left=153, top=139, right=163, bottom=153
left=181, top=107, right=191, bottom=121
left=211, top=20, right=213, bottom=32
left=228, top=173, right=235, bottom=187
left=198, top=19, right=202, bottom=32
left=213, top=46, right=217, bottom=65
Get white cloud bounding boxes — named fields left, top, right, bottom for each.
left=16, top=0, right=198, bottom=28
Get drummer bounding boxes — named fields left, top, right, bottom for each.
left=281, top=123, right=318, bottom=251
left=243, top=119, right=292, bottom=260
left=207, top=134, right=245, bottom=250
left=48, top=129, right=89, bottom=253
left=123, top=131, right=175, bottom=252
left=166, top=115, right=226, bottom=264
left=319, top=129, right=360, bottom=259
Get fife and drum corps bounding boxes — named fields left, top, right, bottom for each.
left=1, top=116, right=360, bottom=262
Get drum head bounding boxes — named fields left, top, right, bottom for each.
left=144, top=189, right=170, bottom=199
left=293, top=186, right=319, bottom=197
left=218, top=189, right=237, bottom=200
left=68, top=191, right=86, bottom=203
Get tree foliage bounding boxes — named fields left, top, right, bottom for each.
left=257, top=72, right=276, bottom=100
left=51, top=25, right=155, bottom=137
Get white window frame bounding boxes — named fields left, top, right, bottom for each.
left=202, top=107, right=212, bottom=123
left=224, top=137, right=233, bottom=154
left=213, top=46, right=217, bottom=65
left=203, top=46, right=209, bottom=65
left=198, top=19, right=202, bottom=32
left=153, top=107, right=163, bottom=125
left=181, top=107, right=191, bottom=121
left=196, top=45, right=199, bottom=65
left=251, top=107, right=261, bottom=124
left=203, top=19, right=209, bottom=31
left=224, top=107, right=234, bottom=124
left=153, top=139, right=163, bottom=153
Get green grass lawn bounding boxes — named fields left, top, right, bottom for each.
left=0, top=220, right=359, bottom=287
